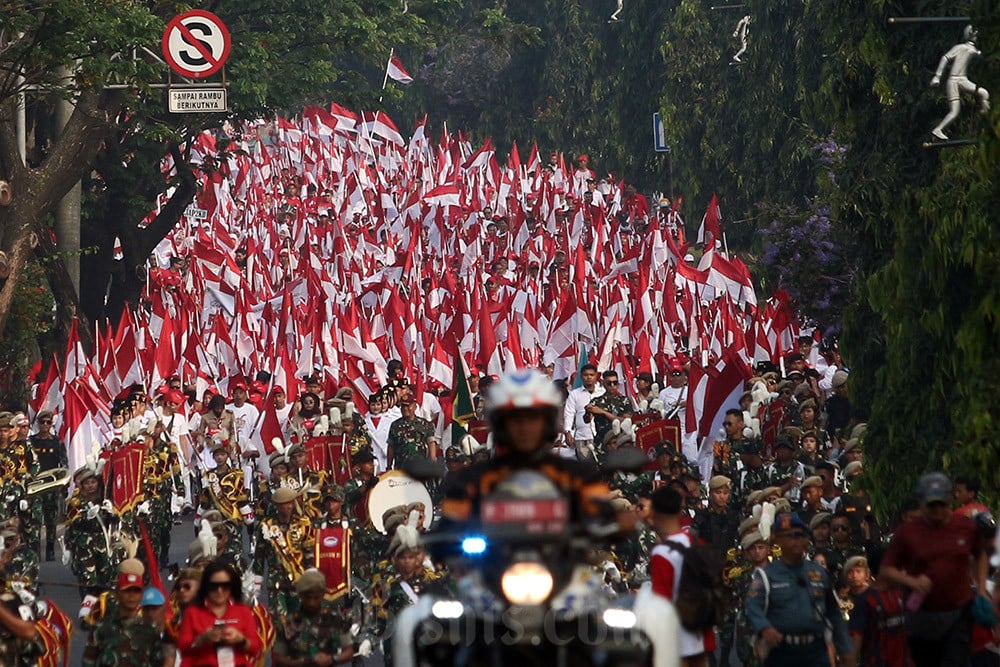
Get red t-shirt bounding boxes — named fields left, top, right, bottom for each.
left=882, top=512, right=981, bottom=611
left=177, top=601, right=263, bottom=667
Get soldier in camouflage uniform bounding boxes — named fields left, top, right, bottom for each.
left=766, top=434, right=806, bottom=503
left=198, top=443, right=250, bottom=527
left=1, top=413, right=41, bottom=551
left=82, top=567, right=164, bottom=667
left=730, top=438, right=769, bottom=509
left=372, top=538, right=446, bottom=666
left=727, top=530, right=772, bottom=667
left=253, top=487, right=315, bottom=617
left=28, top=410, right=66, bottom=561
left=342, top=412, right=374, bottom=457
left=386, top=397, right=436, bottom=469
left=272, top=569, right=355, bottom=666
left=0, top=518, right=38, bottom=601
left=258, top=450, right=291, bottom=518
left=65, top=466, right=124, bottom=597
left=343, top=450, right=384, bottom=585
left=585, top=370, right=634, bottom=462
left=139, top=419, right=180, bottom=564
left=287, top=444, right=328, bottom=520
left=0, top=593, right=46, bottom=667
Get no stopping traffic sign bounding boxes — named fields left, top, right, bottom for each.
left=162, top=10, right=231, bottom=78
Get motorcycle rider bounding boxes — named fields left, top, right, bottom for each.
left=438, top=368, right=636, bottom=538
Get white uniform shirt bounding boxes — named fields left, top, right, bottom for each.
left=563, top=384, right=605, bottom=441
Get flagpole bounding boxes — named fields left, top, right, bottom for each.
left=379, top=48, right=394, bottom=104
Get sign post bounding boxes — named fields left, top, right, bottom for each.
left=652, top=112, right=670, bottom=153
left=161, top=10, right=230, bottom=113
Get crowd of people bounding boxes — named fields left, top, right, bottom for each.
left=0, top=350, right=998, bottom=667
left=0, top=106, right=993, bottom=666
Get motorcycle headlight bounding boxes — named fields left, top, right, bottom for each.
left=500, top=562, right=553, bottom=605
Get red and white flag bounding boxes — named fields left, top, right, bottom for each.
left=386, top=54, right=413, bottom=85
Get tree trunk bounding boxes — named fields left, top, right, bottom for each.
left=0, top=90, right=122, bottom=349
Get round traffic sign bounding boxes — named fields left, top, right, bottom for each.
left=161, top=10, right=231, bottom=79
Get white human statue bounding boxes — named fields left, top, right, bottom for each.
left=930, top=25, right=990, bottom=140
left=609, top=0, right=623, bottom=22
left=732, top=15, right=750, bottom=64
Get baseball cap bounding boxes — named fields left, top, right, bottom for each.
left=141, top=587, right=166, bottom=606
left=917, top=472, right=952, bottom=504
left=117, top=572, right=144, bottom=590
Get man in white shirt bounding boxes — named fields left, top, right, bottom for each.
left=562, top=364, right=605, bottom=463
left=229, top=381, right=261, bottom=451
left=158, top=389, right=193, bottom=513
left=649, top=486, right=715, bottom=666
left=658, top=362, right=699, bottom=462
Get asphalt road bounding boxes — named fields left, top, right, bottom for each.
left=39, top=516, right=196, bottom=666
left=40, top=517, right=385, bottom=667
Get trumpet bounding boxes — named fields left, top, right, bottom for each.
left=27, top=468, right=70, bottom=495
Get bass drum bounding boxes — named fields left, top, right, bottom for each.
left=366, top=470, right=434, bottom=534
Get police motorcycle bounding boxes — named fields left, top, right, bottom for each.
left=391, top=370, right=678, bottom=667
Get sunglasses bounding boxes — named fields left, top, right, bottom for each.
left=39, top=419, right=52, bottom=424
left=670, top=371, right=683, bottom=376
left=207, top=580, right=232, bottom=592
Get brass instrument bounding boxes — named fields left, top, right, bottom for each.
left=27, top=468, right=70, bottom=495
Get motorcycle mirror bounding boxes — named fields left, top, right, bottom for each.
left=603, top=447, right=649, bottom=473
left=401, top=456, right=445, bottom=482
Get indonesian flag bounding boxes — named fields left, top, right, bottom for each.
left=386, top=54, right=414, bottom=85
left=697, top=193, right=722, bottom=247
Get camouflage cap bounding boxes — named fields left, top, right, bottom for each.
left=295, top=568, right=327, bottom=595
left=322, top=484, right=345, bottom=502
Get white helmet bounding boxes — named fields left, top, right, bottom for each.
left=486, top=369, right=563, bottom=450
left=486, top=369, right=562, bottom=414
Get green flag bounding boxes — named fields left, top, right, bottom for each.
left=572, top=344, right=588, bottom=389
left=451, top=352, right=476, bottom=446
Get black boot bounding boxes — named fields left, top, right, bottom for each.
left=45, top=541, right=55, bottom=562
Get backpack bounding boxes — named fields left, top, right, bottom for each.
left=662, top=538, right=728, bottom=631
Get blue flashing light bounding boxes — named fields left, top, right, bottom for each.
left=461, top=536, right=487, bottom=555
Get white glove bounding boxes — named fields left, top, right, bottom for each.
left=18, top=499, right=27, bottom=512
left=78, top=594, right=98, bottom=620
left=86, top=503, right=101, bottom=520
left=239, top=504, right=255, bottom=525
left=136, top=501, right=151, bottom=516
left=602, top=561, right=622, bottom=583
left=253, top=575, right=263, bottom=598
left=61, top=547, right=72, bottom=566
left=357, top=639, right=373, bottom=658
left=101, top=499, right=115, bottom=514
left=11, top=581, right=34, bottom=605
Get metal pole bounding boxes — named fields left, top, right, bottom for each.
left=887, top=16, right=970, bottom=24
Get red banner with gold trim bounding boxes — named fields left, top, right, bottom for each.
left=37, top=599, right=73, bottom=667
left=635, top=418, right=682, bottom=471
left=314, top=525, right=351, bottom=600
left=109, top=441, right=146, bottom=513
left=305, top=436, right=352, bottom=485
left=759, top=399, right=788, bottom=460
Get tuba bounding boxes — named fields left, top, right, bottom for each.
left=27, top=468, right=71, bottom=495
